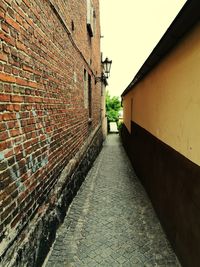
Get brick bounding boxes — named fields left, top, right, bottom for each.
left=1, top=202, right=16, bottom=222
left=13, top=85, right=20, bottom=93
left=14, top=145, right=23, bottom=154
left=11, top=213, right=22, bottom=228
left=7, top=121, right=18, bottom=129
left=0, top=141, right=8, bottom=151
left=2, top=44, right=10, bottom=54
left=0, top=104, right=6, bottom=111
left=0, top=94, right=10, bottom=102
left=1, top=22, right=9, bottom=33
left=25, top=96, right=35, bottom=102
left=0, top=63, right=3, bottom=72
left=0, top=53, right=8, bottom=62
left=4, top=84, right=12, bottom=93
left=0, top=32, right=15, bottom=46
left=0, top=1, right=6, bottom=10
left=16, top=41, right=26, bottom=52
left=10, top=128, right=21, bottom=137
left=4, top=65, right=12, bottom=74
left=11, top=189, right=18, bottom=199
left=14, top=104, right=21, bottom=111
left=15, top=152, right=24, bottom=161
left=0, top=163, right=8, bottom=174
left=0, top=131, right=9, bottom=141
left=25, top=88, right=31, bottom=95
left=3, top=113, right=16, bottom=121
left=7, top=7, right=15, bottom=18
left=13, top=136, right=23, bottom=146
left=1, top=196, right=12, bottom=209
left=0, top=9, right=5, bottom=20
left=4, top=148, right=14, bottom=158
left=15, top=77, right=29, bottom=86
left=0, top=191, right=8, bottom=203
left=0, top=0, right=102, bottom=262
left=0, top=72, right=16, bottom=83
left=12, top=67, right=20, bottom=75
left=7, top=156, right=15, bottom=166
left=4, top=0, right=12, bottom=5
left=11, top=94, right=24, bottom=103
left=16, top=13, right=23, bottom=25
left=5, top=181, right=17, bottom=195
left=24, top=125, right=35, bottom=133
left=0, top=123, right=7, bottom=132
left=23, top=0, right=31, bottom=8
left=3, top=214, right=12, bottom=225
left=6, top=104, right=20, bottom=111
left=28, top=81, right=41, bottom=89
left=23, top=64, right=33, bottom=72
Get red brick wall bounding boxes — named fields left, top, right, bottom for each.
left=0, top=0, right=101, bottom=257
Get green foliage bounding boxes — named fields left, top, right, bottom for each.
left=106, top=92, right=121, bottom=122
left=117, top=121, right=123, bottom=130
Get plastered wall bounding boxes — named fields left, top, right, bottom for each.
left=123, top=22, right=200, bottom=166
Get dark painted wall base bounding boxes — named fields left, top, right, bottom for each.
left=121, top=122, right=200, bottom=267
left=1, top=126, right=103, bottom=267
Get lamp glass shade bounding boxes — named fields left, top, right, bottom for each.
left=102, top=57, right=112, bottom=74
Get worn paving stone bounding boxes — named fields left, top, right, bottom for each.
left=44, top=134, right=181, bottom=267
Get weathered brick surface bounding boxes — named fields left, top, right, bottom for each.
left=0, top=0, right=102, bottom=265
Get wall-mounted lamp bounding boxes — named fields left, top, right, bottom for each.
left=102, top=57, right=112, bottom=78
left=95, top=57, right=112, bottom=85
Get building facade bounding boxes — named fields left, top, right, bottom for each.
left=0, top=0, right=103, bottom=265
left=121, top=1, right=200, bottom=267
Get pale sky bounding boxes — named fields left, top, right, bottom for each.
left=100, top=0, right=187, bottom=97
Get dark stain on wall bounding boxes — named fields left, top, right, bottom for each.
left=121, top=121, right=200, bottom=267
left=1, top=128, right=103, bottom=267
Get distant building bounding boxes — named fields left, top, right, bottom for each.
left=0, top=0, right=105, bottom=265
left=109, top=122, right=118, bottom=133
left=121, top=1, right=200, bottom=266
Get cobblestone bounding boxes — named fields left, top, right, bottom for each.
left=44, top=134, right=181, bottom=267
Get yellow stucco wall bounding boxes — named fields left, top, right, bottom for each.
left=123, top=22, right=200, bottom=165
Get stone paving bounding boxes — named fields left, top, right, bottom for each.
left=44, top=134, right=181, bottom=267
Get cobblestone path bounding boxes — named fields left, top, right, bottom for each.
left=44, top=134, right=180, bottom=267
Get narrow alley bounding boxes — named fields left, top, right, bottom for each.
left=44, top=134, right=180, bottom=267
